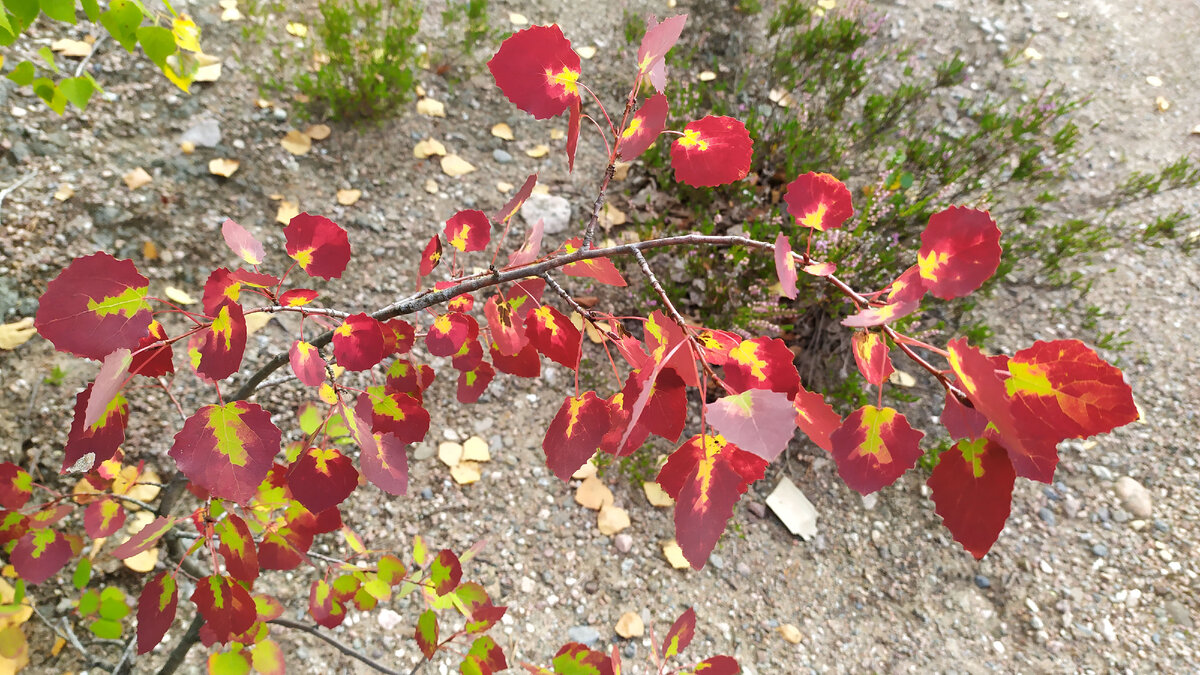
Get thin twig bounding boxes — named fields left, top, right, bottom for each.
left=155, top=614, right=202, bottom=675
left=112, top=635, right=138, bottom=675
left=27, top=604, right=113, bottom=670
left=541, top=272, right=598, bottom=321
left=74, top=33, right=106, bottom=77
left=268, top=618, right=404, bottom=675
left=0, top=169, right=37, bottom=225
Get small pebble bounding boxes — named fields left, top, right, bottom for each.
left=420, top=488, right=433, bottom=500
left=1092, top=544, right=1109, bottom=557
left=493, top=149, right=513, bottom=163
left=975, top=575, right=991, bottom=589
left=614, top=534, right=633, bottom=553
left=1038, top=507, right=1057, bottom=526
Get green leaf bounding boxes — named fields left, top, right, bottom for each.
left=0, top=7, right=12, bottom=34
left=136, top=24, right=175, bottom=68
left=209, top=650, right=252, bottom=675
left=98, top=0, right=142, bottom=51
left=36, top=45, right=57, bottom=72
left=7, top=60, right=34, bottom=86
left=99, top=586, right=130, bottom=620
left=39, top=0, right=76, bottom=22
left=72, top=558, right=92, bottom=590
left=31, top=77, right=67, bottom=114
left=4, top=0, right=39, bottom=23
left=77, top=589, right=100, bottom=616
left=79, top=0, right=97, bottom=20
left=89, top=617, right=123, bottom=639
left=59, top=75, right=95, bottom=110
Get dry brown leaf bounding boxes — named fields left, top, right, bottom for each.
left=142, top=240, right=159, bottom=260
left=423, top=179, right=439, bottom=194
left=508, top=12, right=528, bottom=25
left=208, top=158, right=240, bottom=177
left=571, top=460, right=597, bottom=480
left=615, top=612, right=645, bottom=638
left=305, top=124, right=331, bottom=141
left=462, top=436, right=490, bottom=462
left=491, top=123, right=514, bottom=141
left=413, top=138, right=447, bottom=158
left=164, top=286, right=197, bottom=305
left=244, top=312, right=272, bottom=336
left=53, top=184, right=74, bottom=201
left=531, top=184, right=551, bottom=195
left=122, top=547, right=159, bottom=573
left=577, top=45, right=597, bottom=60
left=451, top=461, right=482, bottom=484
left=438, top=442, right=464, bottom=467
left=336, top=189, right=362, bottom=206
left=612, top=162, right=632, bottom=181
left=285, top=22, right=308, bottom=37
left=643, top=481, right=674, bottom=507
left=180, top=140, right=196, bottom=154
left=601, top=203, right=627, bottom=228
left=441, top=155, right=476, bottom=177
left=888, top=369, right=916, bottom=387
left=193, top=53, right=222, bottom=82
left=281, top=130, right=313, bottom=155
left=779, top=624, right=803, bottom=644
left=255, top=97, right=273, bottom=108
left=123, top=167, right=152, bottom=190
left=417, top=98, right=446, bottom=117
left=549, top=128, right=565, bottom=141
left=575, top=476, right=614, bottom=511
left=662, top=540, right=690, bottom=569
left=525, top=145, right=550, bottom=158
left=495, top=181, right=515, bottom=193
left=597, top=505, right=631, bottom=535
left=276, top=200, right=300, bottom=224
left=698, top=70, right=717, bottom=81
left=51, top=38, right=92, bottom=57
left=0, top=318, right=36, bottom=350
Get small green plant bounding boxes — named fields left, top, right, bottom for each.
left=42, top=364, right=67, bottom=387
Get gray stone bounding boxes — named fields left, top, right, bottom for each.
left=180, top=116, right=222, bottom=148
left=614, top=533, right=633, bottom=553
left=567, top=626, right=600, bottom=647
left=413, top=443, right=436, bottom=461
left=9, top=141, right=30, bottom=163
left=1091, top=544, right=1108, bottom=557
left=1165, top=600, right=1193, bottom=628
left=420, top=488, right=433, bottom=500
left=974, top=575, right=991, bottom=589
left=1038, top=507, right=1056, bottom=526
left=493, top=149, right=513, bottom=163
left=709, top=554, right=725, bottom=570
left=520, top=193, right=573, bottom=234
left=1115, top=476, right=1152, bottom=518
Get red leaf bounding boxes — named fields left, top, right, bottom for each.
left=111, top=515, right=175, bottom=559
left=485, top=294, right=529, bottom=356
left=137, top=572, right=177, bottom=654
left=792, top=386, right=841, bottom=453
left=445, top=209, right=492, bottom=253
left=941, top=391, right=989, bottom=440
left=619, top=367, right=687, bottom=443
left=168, top=401, right=282, bottom=504
left=526, top=304, right=581, bottom=368
left=489, top=340, right=540, bottom=377
left=694, top=328, right=741, bottom=366
left=1005, top=339, right=1138, bottom=440
left=706, top=389, right=797, bottom=462
left=885, top=265, right=926, bottom=305
left=289, top=340, right=326, bottom=387
left=358, top=430, right=409, bottom=496
left=35, top=252, right=152, bottom=360
left=618, top=93, right=668, bottom=161
left=221, top=218, right=265, bottom=266
left=216, top=513, right=259, bottom=583
left=829, top=406, right=924, bottom=494
left=543, top=392, right=612, bottom=480
left=357, top=386, right=430, bottom=444
left=309, top=578, right=347, bottom=629
left=0, top=511, right=30, bottom=546
left=494, top=173, right=538, bottom=225
left=851, top=332, right=894, bottom=387
left=488, top=24, right=581, bottom=119
left=279, top=288, right=319, bottom=307
left=430, top=549, right=462, bottom=595
left=419, top=235, right=443, bottom=277
left=12, top=529, right=75, bottom=584
left=506, top=218, right=544, bottom=268
left=566, top=97, right=581, bottom=172
left=129, top=320, right=174, bottom=378
left=426, top=311, right=478, bottom=357
left=196, top=300, right=247, bottom=381
left=287, top=447, right=358, bottom=513
left=927, top=438, right=1015, bottom=559
left=85, top=348, right=131, bottom=429
left=284, top=213, right=352, bottom=280
left=722, top=337, right=800, bottom=397
left=560, top=239, right=628, bottom=286
left=385, top=358, right=435, bottom=395
left=774, top=232, right=798, bottom=299
left=63, top=383, right=127, bottom=474
left=670, top=116, right=753, bottom=188
left=383, top=319, right=416, bottom=355
left=644, top=310, right=699, bottom=387
left=0, top=463, right=32, bottom=510
left=505, top=278, right=545, bottom=317
left=83, top=498, right=126, bottom=538
left=333, top=313, right=387, bottom=371
left=661, top=606, right=695, bottom=660
left=918, top=207, right=1002, bottom=300
left=201, top=268, right=242, bottom=317
left=468, top=635, right=507, bottom=671
left=192, top=575, right=256, bottom=644
left=657, top=435, right=766, bottom=569
left=947, top=338, right=1060, bottom=483
left=452, top=339, right=484, bottom=372
left=692, top=655, right=739, bottom=675
left=637, top=14, right=687, bottom=92
left=840, top=299, right=921, bottom=328
left=783, top=172, right=853, bottom=231
left=457, top=362, right=495, bottom=404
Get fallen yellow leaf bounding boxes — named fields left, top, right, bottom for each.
left=643, top=481, right=674, bottom=507
left=441, top=154, right=476, bottom=177
left=1146, top=75, right=1164, bottom=87
left=571, top=459, right=597, bottom=480
left=615, top=612, right=644, bottom=638
left=193, top=53, right=222, bottom=82
left=413, top=138, right=447, bottom=159
left=286, top=22, right=308, bottom=37
left=462, top=436, right=490, bottom=462
left=305, top=124, right=331, bottom=140
left=549, top=128, right=565, bottom=141
left=0, top=318, right=36, bottom=350
left=662, top=540, right=690, bottom=569
left=612, top=162, right=632, bottom=181
left=451, top=461, right=482, bottom=484
left=525, top=144, right=550, bottom=158
left=53, top=184, right=74, bottom=201
left=143, top=240, right=159, bottom=260
left=208, top=158, right=240, bottom=177
left=280, top=130, right=313, bottom=155
left=888, top=369, right=916, bottom=387
left=180, top=140, right=196, bottom=154
left=221, top=6, right=242, bottom=21
left=244, top=311, right=272, bottom=335
left=51, top=38, right=92, bottom=57
left=416, top=98, right=446, bottom=117
left=601, top=203, right=627, bottom=228
left=531, top=184, right=551, bottom=195
left=123, top=547, right=159, bottom=573
left=779, top=624, right=803, bottom=644
left=1155, top=95, right=1170, bottom=112
left=438, top=442, right=464, bottom=467
left=508, top=12, right=528, bottom=25
left=164, top=286, right=197, bottom=305
left=491, top=123, right=514, bottom=141
left=577, top=45, right=597, bottom=60
left=575, top=476, right=614, bottom=511
left=336, top=189, right=362, bottom=206
left=495, top=181, right=514, bottom=193
left=276, top=200, right=300, bottom=224
left=597, top=505, right=631, bottom=535
left=123, top=167, right=152, bottom=190
left=698, top=70, right=717, bottom=81
left=423, top=179, right=439, bottom=194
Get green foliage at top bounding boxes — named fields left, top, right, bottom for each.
left=628, top=0, right=1199, bottom=397
left=1, top=0, right=202, bottom=113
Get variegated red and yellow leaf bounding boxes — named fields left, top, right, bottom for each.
left=457, top=362, right=495, bottom=404
left=83, top=497, right=126, bottom=538
left=419, top=235, right=443, bottom=277
left=357, top=385, right=430, bottom=444
left=543, top=392, right=612, bottom=481
left=526, top=304, right=581, bottom=368
left=840, top=299, right=921, bottom=328
left=444, top=209, right=492, bottom=253
left=792, top=386, right=841, bottom=453
left=279, top=288, right=319, bottom=307
left=426, top=311, right=478, bottom=357
left=0, top=463, right=32, bottom=510
left=706, top=389, right=797, bottom=462
left=917, top=206, right=1002, bottom=300
left=309, top=578, right=347, bottom=629
left=927, top=437, right=1015, bottom=559
left=488, top=24, right=581, bottom=120
left=485, top=293, right=529, bottom=356
left=221, top=218, right=265, bottom=266
left=670, top=116, right=753, bottom=188
left=137, top=572, right=177, bottom=654
left=828, top=406, right=924, bottom=494
left=62, top=383, right=127, bottom=474
left=566, top=97, right=582, bottom=172
left=284, top=212, right=352, bottom=280
left=783, top=171, right=853, bottom=232
left=289, top=340, right=326, bottom=387
left=851, top=331, right=894, bottom=387
left=215, top=513, right=259, bottom=583
left=489, top=340, right=540, bottom=377
left=111, top=515, right=175, bottom=559
left=196, top=300, right=247, bottom=381
left=662, top=606, right=695, bottom=660
left=774, top=232, right=798, bottom=299
left=722, top=336, right=800, bottom=397
left=643, top=310, right=699, bottom=387
left=193, top=574, right=256, bottom=644
left=129, top=319, right=174, bottom=378
left=637, top=14, right=687, bottom=92
left=383, top=319, right=416, bottom=355
left=619, top=93, right=668, bottom=160
left=494, top=173, right=538, bottom=225
left=559, top=239, right=628, bottom=287
left=287, top=447, right=358, bottom=514
left=12, top=528, right=76, bottom=584
left=168, top=401, right=282, bottom=504
left=332, top=313, right=387, bottom=371
left=35, top=252, right=152, bottom=360
left=357, top=428, right=409, bottom=496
